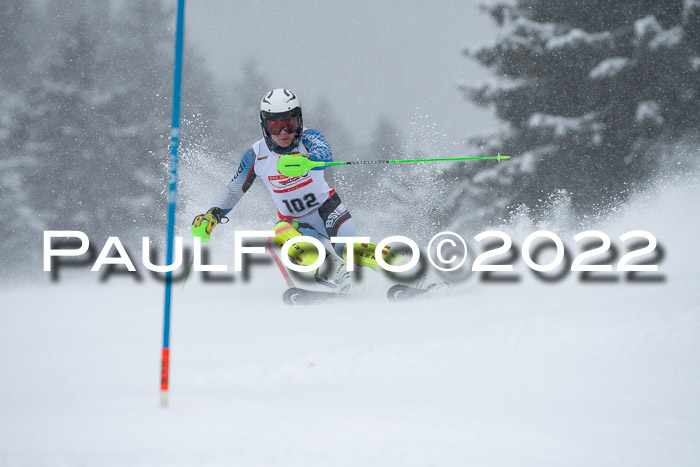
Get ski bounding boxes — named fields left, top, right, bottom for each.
left=282, top=287, right=350, bottom=305
left=283, top=284, right=440, bottom=305
left=386, top=284, right=430, bottom=301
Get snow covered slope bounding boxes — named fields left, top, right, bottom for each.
left=1, top=177, right=698, bottom=466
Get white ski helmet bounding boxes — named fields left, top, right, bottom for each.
left=259, top=88, right=303, bottom=153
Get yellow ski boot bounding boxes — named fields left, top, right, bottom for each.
left=272, top=221, right=323, bottom=272
left=344, top=241, right=405, bottom=271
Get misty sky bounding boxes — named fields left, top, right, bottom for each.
left=186, top=0, right=501, bottom=156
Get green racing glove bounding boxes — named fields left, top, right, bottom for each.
left=191, top=207, right=227, bottom=242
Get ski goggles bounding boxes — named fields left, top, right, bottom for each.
left=265, top=117, right=301, bottom=135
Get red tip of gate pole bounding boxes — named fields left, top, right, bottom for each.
left=160, top=348, right=170, bottom=407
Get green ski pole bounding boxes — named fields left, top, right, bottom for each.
left=277, top=153, right=510, bottom=177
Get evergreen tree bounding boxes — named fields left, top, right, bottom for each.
left=21, top=0, right=219, bottom=245
left=0, top=0, right=41, bottom=275
left=110, top=0, right=219, bottom=240
left=24, top=0, right=123, bottom=238
left=0, top=0, right=36, bottom=90
left=457, top=0, right=700, bottom=226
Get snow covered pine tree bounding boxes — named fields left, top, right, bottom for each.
left=454, top=0, right=700, bottom=224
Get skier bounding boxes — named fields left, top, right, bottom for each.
left=191, top=88, right=401, bottom=292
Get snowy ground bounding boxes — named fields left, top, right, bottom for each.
left=1, top=178, right=699, bottom=466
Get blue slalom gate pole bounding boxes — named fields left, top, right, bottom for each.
left=161, top=0, right=186, bottom=408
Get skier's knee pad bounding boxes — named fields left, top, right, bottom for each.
left=343, top=242, right=404, bottom=271
left=273, top=221, right=322, bottom=269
